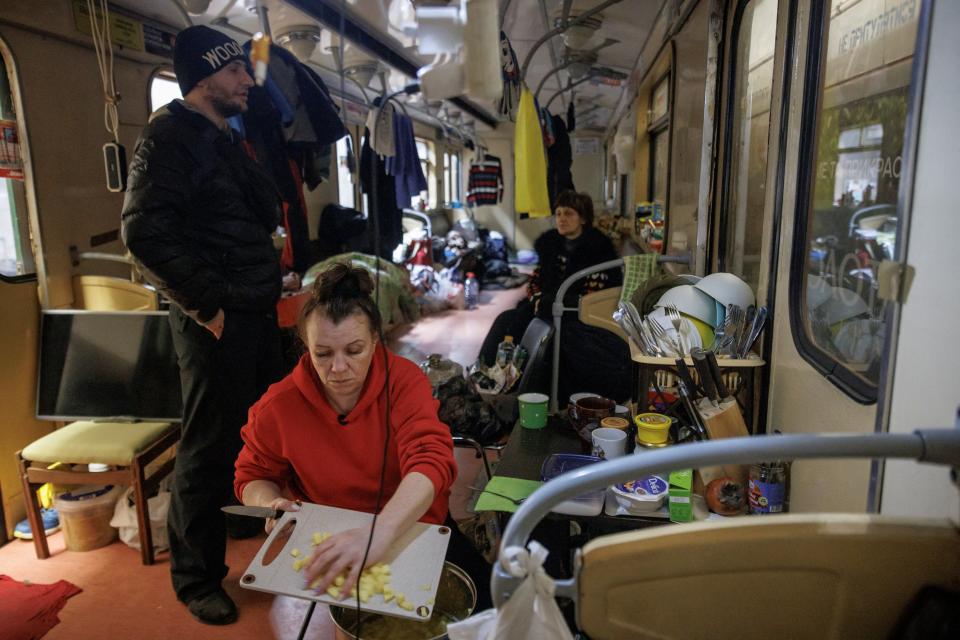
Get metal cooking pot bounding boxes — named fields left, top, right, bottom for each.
left=330, top=562, right=476, bottom=640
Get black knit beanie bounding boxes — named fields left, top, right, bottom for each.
left=173, top=25, right=246, bottom=96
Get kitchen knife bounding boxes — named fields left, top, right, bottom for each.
left=675, top=358, right=707, bottom=439
left=705, top=349, right=730, bottom=399
left=221, top=505, right=286, bottom=520
left=674, top=356, right=701, bottom=399
left=691, top=348, right=721, bottom=404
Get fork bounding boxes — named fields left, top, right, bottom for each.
left=664, top=305, right=687, bottom=355
left=646, top=318, right=683, bottom=357
left=470, top=486, right=526, bottom=505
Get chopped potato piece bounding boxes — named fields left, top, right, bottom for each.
left=290, top=548, right=301, bottom=557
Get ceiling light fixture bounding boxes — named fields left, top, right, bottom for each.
left=275, top=24, right=322, bottom=63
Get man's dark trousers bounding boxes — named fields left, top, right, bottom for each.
left=166, top=305, right=283, bottom=603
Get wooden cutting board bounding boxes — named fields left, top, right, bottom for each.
left=239, top=502, right=451, bottom=621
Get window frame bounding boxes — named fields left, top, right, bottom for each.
left=0, top=36, right=37, bottom=284
left=787, top=0, right=927, bottom=404
left=646, top=71, right=671, bottom=205
left=717, top=0, right=781, bottom=286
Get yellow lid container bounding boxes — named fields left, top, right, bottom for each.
left=634, top=413, right=672, bottom=445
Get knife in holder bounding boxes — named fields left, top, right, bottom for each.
left=691, top=353, right=751, bottom=487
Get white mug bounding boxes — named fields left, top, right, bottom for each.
left=591, top=427, right=627, bottom=460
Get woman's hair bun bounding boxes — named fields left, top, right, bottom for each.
left=312, top=262, right=374, bottom=302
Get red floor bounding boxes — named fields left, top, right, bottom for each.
left=0, top=284, right=527, bottom=639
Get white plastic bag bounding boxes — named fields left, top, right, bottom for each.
left=109, top=485, right=170, bottom=551
left=447, top=541, right=574, bottom=640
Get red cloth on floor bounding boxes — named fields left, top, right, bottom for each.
left=0, top=575, right=82, bottom=640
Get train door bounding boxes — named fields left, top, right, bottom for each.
left=0, top=34, right=49, bottom=536
left=879, top=0, right=959, bottom=520
left=766, top=0, right=924, bottom=512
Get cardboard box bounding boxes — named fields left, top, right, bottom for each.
left=668, top=469, right=693, bottom=522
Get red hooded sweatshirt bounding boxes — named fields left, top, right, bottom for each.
left=235, top=345, right=455, bottom=524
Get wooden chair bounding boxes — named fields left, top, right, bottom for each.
left=17, top=420, right=179, bottom=565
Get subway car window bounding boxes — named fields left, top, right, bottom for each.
left=796, top=0, right=919, bottom=396
left=0, top=44, right=35, bottom=279
left=414, top=137, right=436, bottom=209
left=648, top=74, right=670, bottom=206
left=722, top=0, right=780, bottom=295
left=336, top=134, right=356, bottom=209
left=149, top=71, right=181, bottom=112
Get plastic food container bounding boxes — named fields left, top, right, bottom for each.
left=634, top=413, right=672, bottom=445
left=54, top=484, right=121, bottom=551
left=540, top=454, right=604, bottom=516
left=612, top=476, right=669, bottom=513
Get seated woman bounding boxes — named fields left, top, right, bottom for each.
left=234, top=263, right=489, bottom=607
left=478, top=190, right=630, bottom=400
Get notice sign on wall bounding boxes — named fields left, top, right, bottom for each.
left=574, top=137, right=600, bottom=156
left=73, top=0, right=145, bottom=52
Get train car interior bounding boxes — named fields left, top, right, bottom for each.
left=0, top=0, right=958, bottom=638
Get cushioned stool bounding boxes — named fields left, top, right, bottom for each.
left=17, top=420, right=179, bottom=565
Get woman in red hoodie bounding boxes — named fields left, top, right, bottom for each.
left=234, top=263, right=459, bottom=603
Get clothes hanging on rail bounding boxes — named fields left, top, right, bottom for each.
left=466, top=154, right=503, bottom=206
left=498, top=31, right=521, bottom=121
left=365, top=101, right=396, bottom=158
left=546, top=114, right=575, bottom=209
left=360, top=129, right=404, bottom=258
left=238, top=41, right=348, bottom=275
left=514, top=88, right=551, bottom=218
left=386, top=112, right=428, bottom=210
left=567, top=100, right=576, bottom=132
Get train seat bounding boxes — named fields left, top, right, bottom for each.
left=16, top=420, right=180, bottom=565
left=577, top=513, right=960, bottom=639
left=72, top=275, right=159, bottom=311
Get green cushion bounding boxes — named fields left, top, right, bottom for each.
left=22, top=421, right=175, bottom=466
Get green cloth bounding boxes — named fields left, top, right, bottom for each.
left=303, top=252, right=421, bottom=330
left=473, top=476, right=543, bottom=513
left=619, top=254, right=659, bottom=304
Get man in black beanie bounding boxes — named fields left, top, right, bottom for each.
left=121, top=25, right=283, bottom=625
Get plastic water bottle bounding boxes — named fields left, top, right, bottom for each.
left=464, top=272, right=479, bottom=310
left=495, top=335, right=516, bottom=369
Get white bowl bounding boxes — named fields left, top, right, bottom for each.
left=611, top=476, right=669, bottom=513
left=695, top=272, right=755, bottom=312
left=654, top=285, right=719, bottom=328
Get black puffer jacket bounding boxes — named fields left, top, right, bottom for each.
left=121, top=101, right=282, bottom=322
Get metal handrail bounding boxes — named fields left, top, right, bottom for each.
left=491, top=425, right=960, bottom=608
left=549, top=254, right=691, bottom=413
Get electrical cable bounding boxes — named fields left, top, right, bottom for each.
left=86, top=0, right=120, bottom=143
left=350, top=81, right=420, bottom=640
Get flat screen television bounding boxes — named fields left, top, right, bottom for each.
left=36, top=310, right=182, bottom=422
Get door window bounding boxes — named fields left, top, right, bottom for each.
left=793, top=0, right=920, bottom=399
left=0, top=42, right=35, bottom=280
left=721, top=0, right=780, bottom=295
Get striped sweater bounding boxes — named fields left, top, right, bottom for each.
left=466, top=155, right=503, bottom=205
